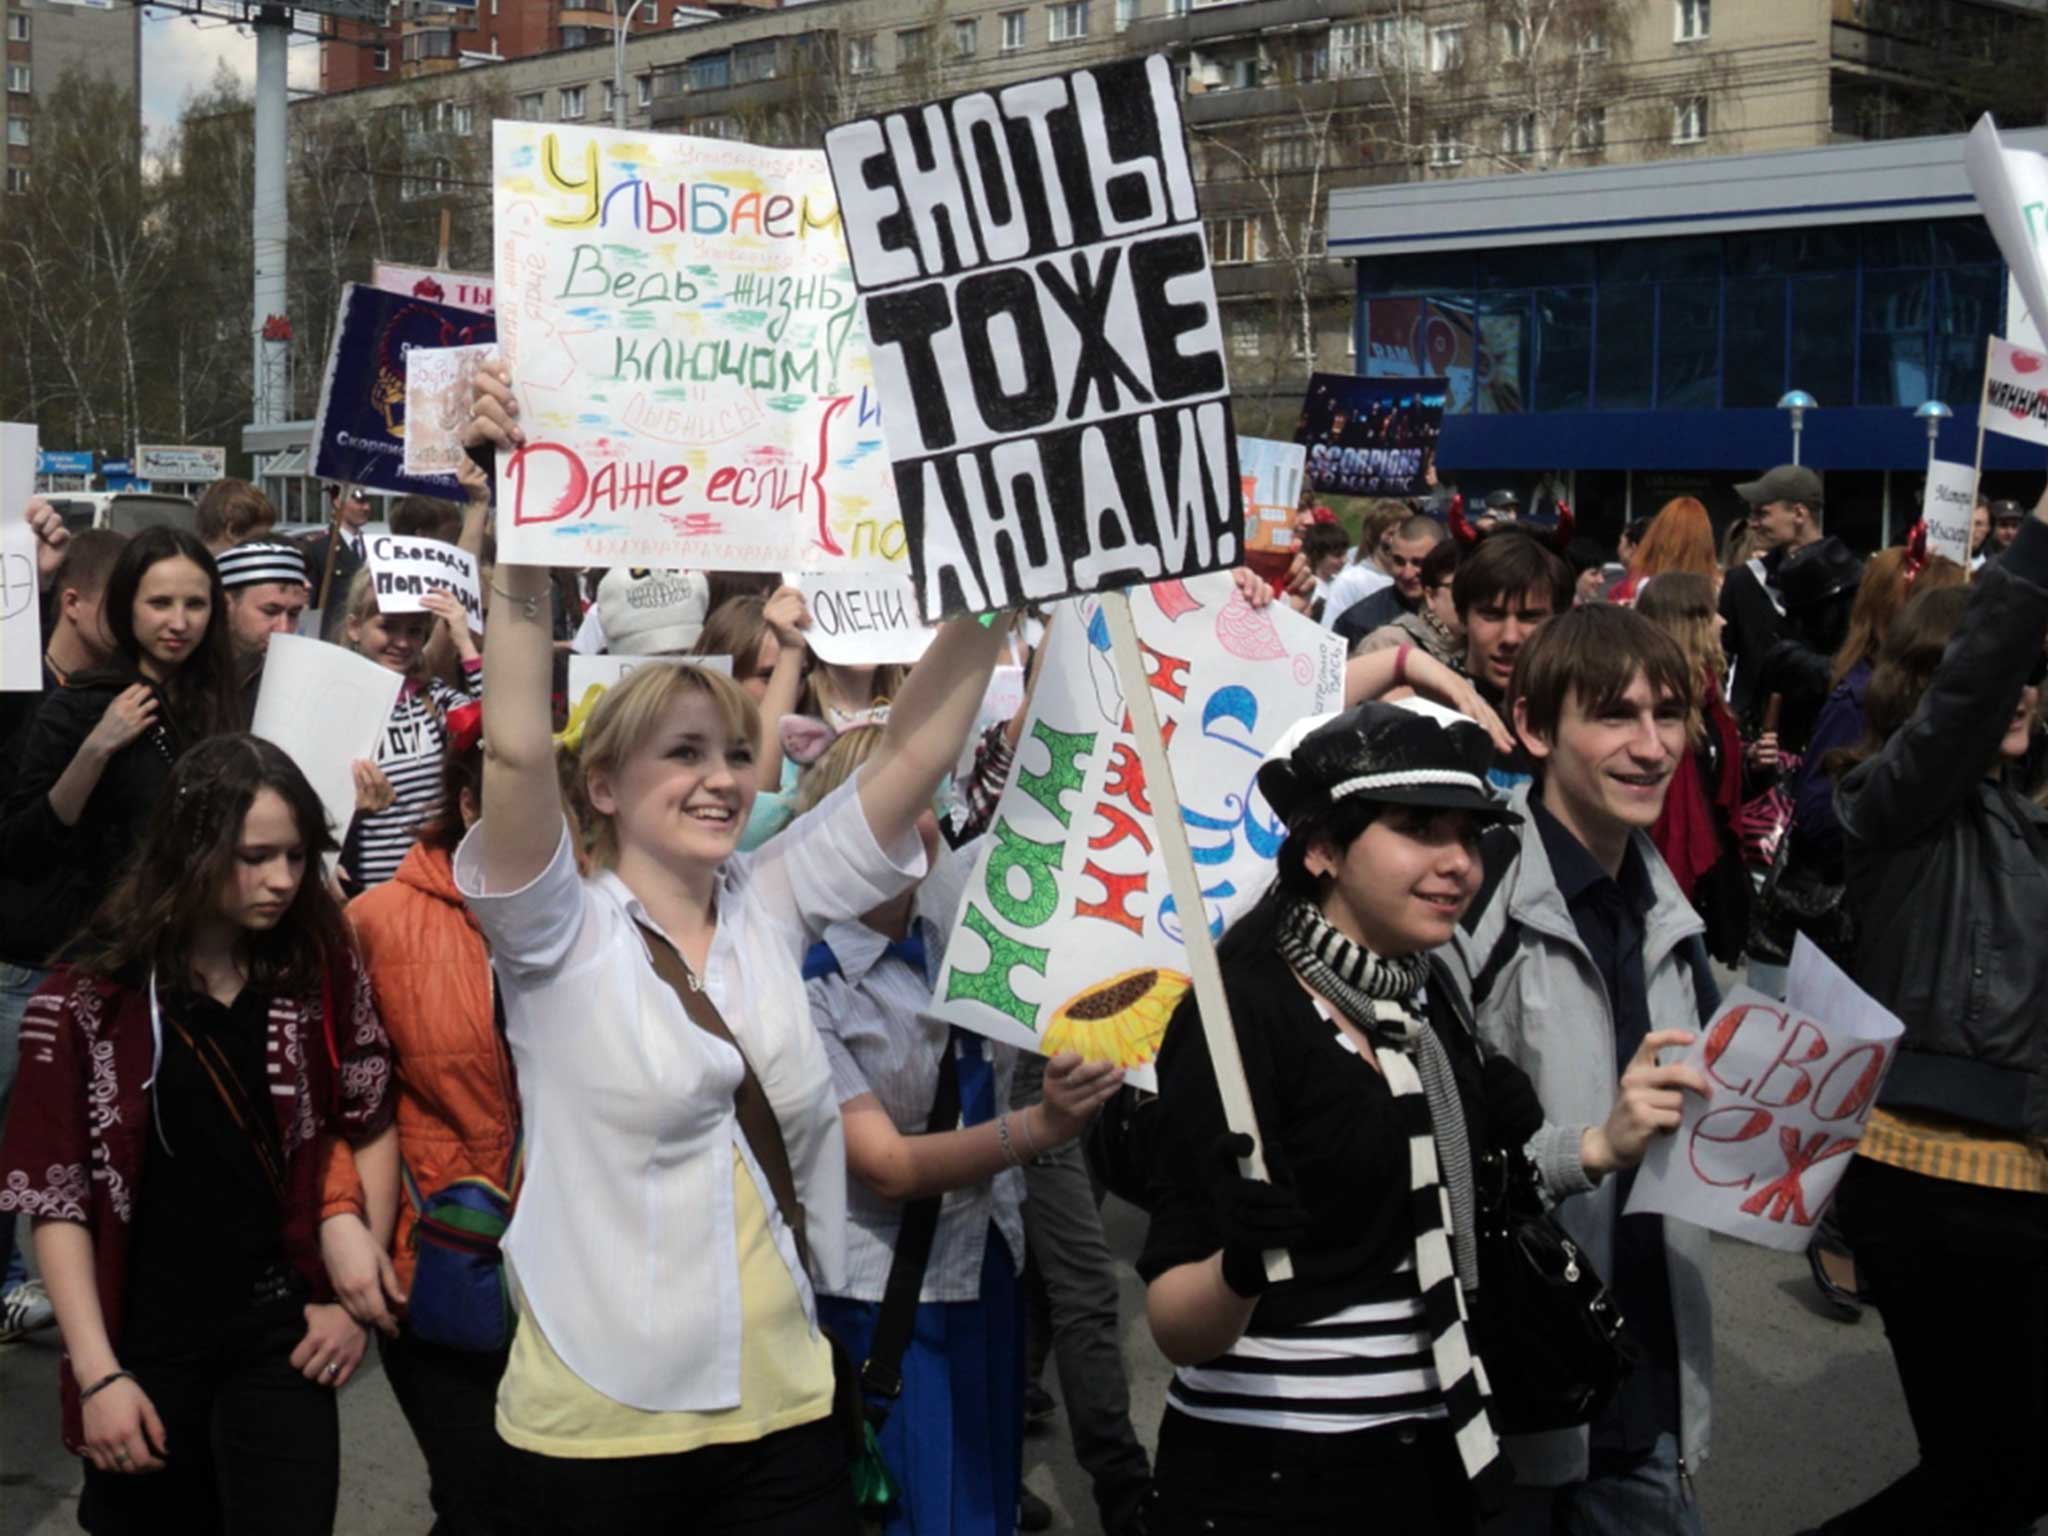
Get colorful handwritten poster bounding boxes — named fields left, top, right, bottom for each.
left=491, top=122, right=901, bottom=574
left=825, top=54, right=1242, bottom=622
left=933, top=571, right=1343, bottom=1087
left=312, top=284, right=497, bottom=498
left=1626, top=937, right=1903, bottom=1252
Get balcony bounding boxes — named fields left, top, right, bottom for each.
left=646, top=32, right=834, bottom=128
left=1127, top=0, right=1340, bottom=53
left=557, top=6, right=619, bottom=32
left=1181, top=73, right=1385, bottom=125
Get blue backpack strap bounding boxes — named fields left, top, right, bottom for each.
left=1682, top=933, right=1720, bottom=1026
left=802, top=940, right=842, bottom=982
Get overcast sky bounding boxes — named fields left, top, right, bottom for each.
left=141, top=5, right=321, bottom=146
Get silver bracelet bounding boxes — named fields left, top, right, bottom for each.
left=490, top=582, right=546, bottom=623
left=997, top=1112, right=1023, bottom=1169
left=1015, top=1107, right=1042, bottom=1162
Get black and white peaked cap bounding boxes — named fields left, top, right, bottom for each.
left=214, top=540, right=310, bottom=591
left=1257, top=698, right=1521, bottom=829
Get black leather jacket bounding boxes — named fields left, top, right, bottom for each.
left=1837, top=517, right=2048, bottom=1139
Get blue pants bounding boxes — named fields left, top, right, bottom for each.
left=0, top=962, right=50, bottom=1295
left=1484, top=1433, right=1702, bottom=1536
left=818, top=1231, right=1025, bottom=1536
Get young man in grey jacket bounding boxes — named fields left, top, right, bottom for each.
left=1451, top=603, right=1720, bottom=1535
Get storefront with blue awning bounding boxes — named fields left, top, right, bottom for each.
left=1327, top=128, right=2048, bottom=551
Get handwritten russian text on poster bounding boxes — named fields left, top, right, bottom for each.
left=491, top=121, right=900, bottom=574
left=798, top=570, right=936, bottom=665
left=826, top=54, right=1242, bottom=622
left=312, top=283, right=497, bottom=499
left=1, top=423, right=42, bottom=693
left=373, top=260, right=495, bottom=316
left=933, top=572, right=1343, bottom=1087
left=1626, top=938, right=1903, bottom=1252
left=367, top=533, right=484, bottom=631
left=1921, top=459, right=1977, bottom=567
left=404, top=344, right=499, bottom=478
left=1296, top=373, right=1446, bottom=498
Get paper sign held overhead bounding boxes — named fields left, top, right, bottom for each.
left=312, top=283, right=497, bottom=499
left=1296, top=373, right=1446, bottom=498
left=1920, top=459, right=1977, bottom=567
left=1625, top=937, right=1903, bottom=1252
left=1, top=423, right=43, bottom=693
left=1980, top=337, right=2048, bottom=449
left=491, top=121, right=903, bottom=575
left=405, top=344, right=499, bottom=478
left=825, top=53, right=1243, bottom=623
left=366, top=533, right=484, bottom=632
left=798, top=570, right=936, bottom=666
left=932, top=572, right=1344, bottom=1087
left=1967, top=117, right=2048, bottom=378
left=373, top=260, right=494, bottom=316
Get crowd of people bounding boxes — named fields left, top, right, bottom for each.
left=0, top=365, right=2044, bottom=1536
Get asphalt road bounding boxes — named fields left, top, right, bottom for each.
left=1, top=1199, right=1921, bottom=1536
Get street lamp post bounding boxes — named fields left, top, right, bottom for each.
left=611, top=0, right=649, bottom=129
left=1914, top=399, right=1952, bottom=475
left=1778, top=390, right=1817, bottom=467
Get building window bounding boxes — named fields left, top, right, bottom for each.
left=6, top=64, right=27, bottom=94
left=1673, top=95, right=1708, bottom=144
left=1428, top=122, right=1464, bottom=167
left=490, top=0, right=498, bottom=12
left=7, top=14, right=26, bottom=40
left=561, top=26, right=593, bottom=48
left=560, top=85, right=586, bottom=120
left=1578, top=24, right=1607, bottom=53
left=1116, top=0, right=1136, bottom=31
left=603, top=81, right=620, bottom=117
left=1232, top=320, right=1261, bottom=360
left=6, top=116, right=27, bottom=148
left=688, top=53, right=730, bottom=90
left=1571, top=105, right=1606, bottom=154
left=4, top=167, right=27, bottom=193
left=1501, top=19, right=1526, bottom=61
left=1001, top=10, right=1027, bottom=50
left=848, top=35, right=875, bottom=74
left=1261, top=128, right=1311, bottom=173
left=519, top=92, right=544, bottom=120
left=1500, top=112, right=1535, bottom=156
left=371, top=45, right=389, bottom=71
left=637, top=73, right=653, bottom=107
left=487, top=34, right=499, bottom=56
left=1675, top=0, right=1709, bottom=43
left=953, top=18, right=977, bottom=56
left=1429, top=25, right=1465, bottom=72
left=1166, top=0, right=1187, bottom=14
left=452, top=102, right=473, bottom=134
left=1207, top=215, right=1257, bottom=264
left=897, top=27, right=930, bottom=66
left=1330, top=22, right=1368, bottom=75
left=734, top=40, right=777, bottom=81
left=1048, top=2, right=1088, bottom=44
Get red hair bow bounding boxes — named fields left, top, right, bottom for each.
left=446, top=700, right=484, bottom=758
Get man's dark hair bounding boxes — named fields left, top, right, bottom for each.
left=1451, top=531, right=1572, bottom=621
left=195, top=479, right=276, bottom=546
left=1300, top=521, right=1350, bottom=567
left=390, top=495, right=464, bottom=544
left=1418, top=537, right=1458, bottom=590
left=1508, top=603, right=1697, bottom=749
left=49, top=528, right=128, bottom=602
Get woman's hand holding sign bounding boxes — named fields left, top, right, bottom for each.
left=1581, top=1029, right=1714, bottom=1180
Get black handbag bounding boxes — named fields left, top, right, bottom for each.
left=1469, top=1146, right=1639, bottom=1435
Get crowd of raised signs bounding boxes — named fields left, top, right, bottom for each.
left=0, top=398, right=2045, bottom=1536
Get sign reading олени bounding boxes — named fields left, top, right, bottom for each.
left=826, top=54, right=1242, bottom=622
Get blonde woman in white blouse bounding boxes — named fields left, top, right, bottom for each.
left=462, top=369, right=1013, bottom=1534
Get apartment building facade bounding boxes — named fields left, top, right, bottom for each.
left=1, top=0, right=141, bottom=196
left=290, top=0, right=2045, bottom=440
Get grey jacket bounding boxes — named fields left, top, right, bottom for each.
left=1445, top=783, right=1715, bottom=1487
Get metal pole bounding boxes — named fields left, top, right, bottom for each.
left=611, top=0, right=647, bottom=128
left=251, top=5, right=290, bottom=426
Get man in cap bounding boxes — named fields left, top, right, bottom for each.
left=1475, top=487, right=1521, bottom=533
left=1737, top=467, right=1861, bottom=755
left=1454, top=604, right=1718, bottom=1535
left=594, top=567, right=712, bottom=656
left=1719, top=465, right=1823, bottom=729
left=1988, top=499, right=2026, bottom=565
left=306, top=483, right=374, bottom=640
left=215, top=538, right=312, bottom=724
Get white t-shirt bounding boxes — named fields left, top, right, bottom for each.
left=1321, top=560, right=1392, bottom=628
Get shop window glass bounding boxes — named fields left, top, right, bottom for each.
left=1860, top=269, right=1932, bottom=407
left=1788, top=275, right=1856, bottom=412
left=1657, top=280, right=1719, bottom=409
left=1722, top=276, right=1787, bottom=408
left=1532, top=287, right=1593, bottom=412
left=1595, top=285, right=1654, bottom=409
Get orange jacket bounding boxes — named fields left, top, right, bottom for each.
left=321, top=838, right=516, bottom=1291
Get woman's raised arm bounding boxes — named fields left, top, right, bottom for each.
left=856, top=612, right=1010, bottom=849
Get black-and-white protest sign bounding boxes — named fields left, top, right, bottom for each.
left=825, top=54, right=1241, bottom=622
left=367, top=533, right=484, bottom=631
left=1921, top=460, right=1977, bottom=567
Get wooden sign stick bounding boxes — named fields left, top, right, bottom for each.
left=436, top=209, right=452, bottom=272
left=1971, top=335, right=1993, bottom=505
left=1098, top=588, right=1293, bottom=1285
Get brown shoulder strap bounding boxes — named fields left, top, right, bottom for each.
left=635, top=922, right=810, bottom=1272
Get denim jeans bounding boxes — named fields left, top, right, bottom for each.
left=1483, top=1432, right=1703, bottom=1536
left=0, top=961, right=50, bottom=1295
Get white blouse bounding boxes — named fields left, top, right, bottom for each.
left=454, top=774, right=927, bottom=1412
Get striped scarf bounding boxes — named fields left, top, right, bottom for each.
left=1278, top=899, right=1506, bottom=1490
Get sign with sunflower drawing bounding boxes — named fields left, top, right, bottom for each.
left=934, top=570, right=1343, bottom=1088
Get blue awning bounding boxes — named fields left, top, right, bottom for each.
left=1439, top=407, right=2042, bottom=473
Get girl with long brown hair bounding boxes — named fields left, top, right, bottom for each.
left=0, top=735, right=394, bottom=1535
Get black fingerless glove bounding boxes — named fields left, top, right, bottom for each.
left=1206, top=1132, right=1311, bottom=1298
